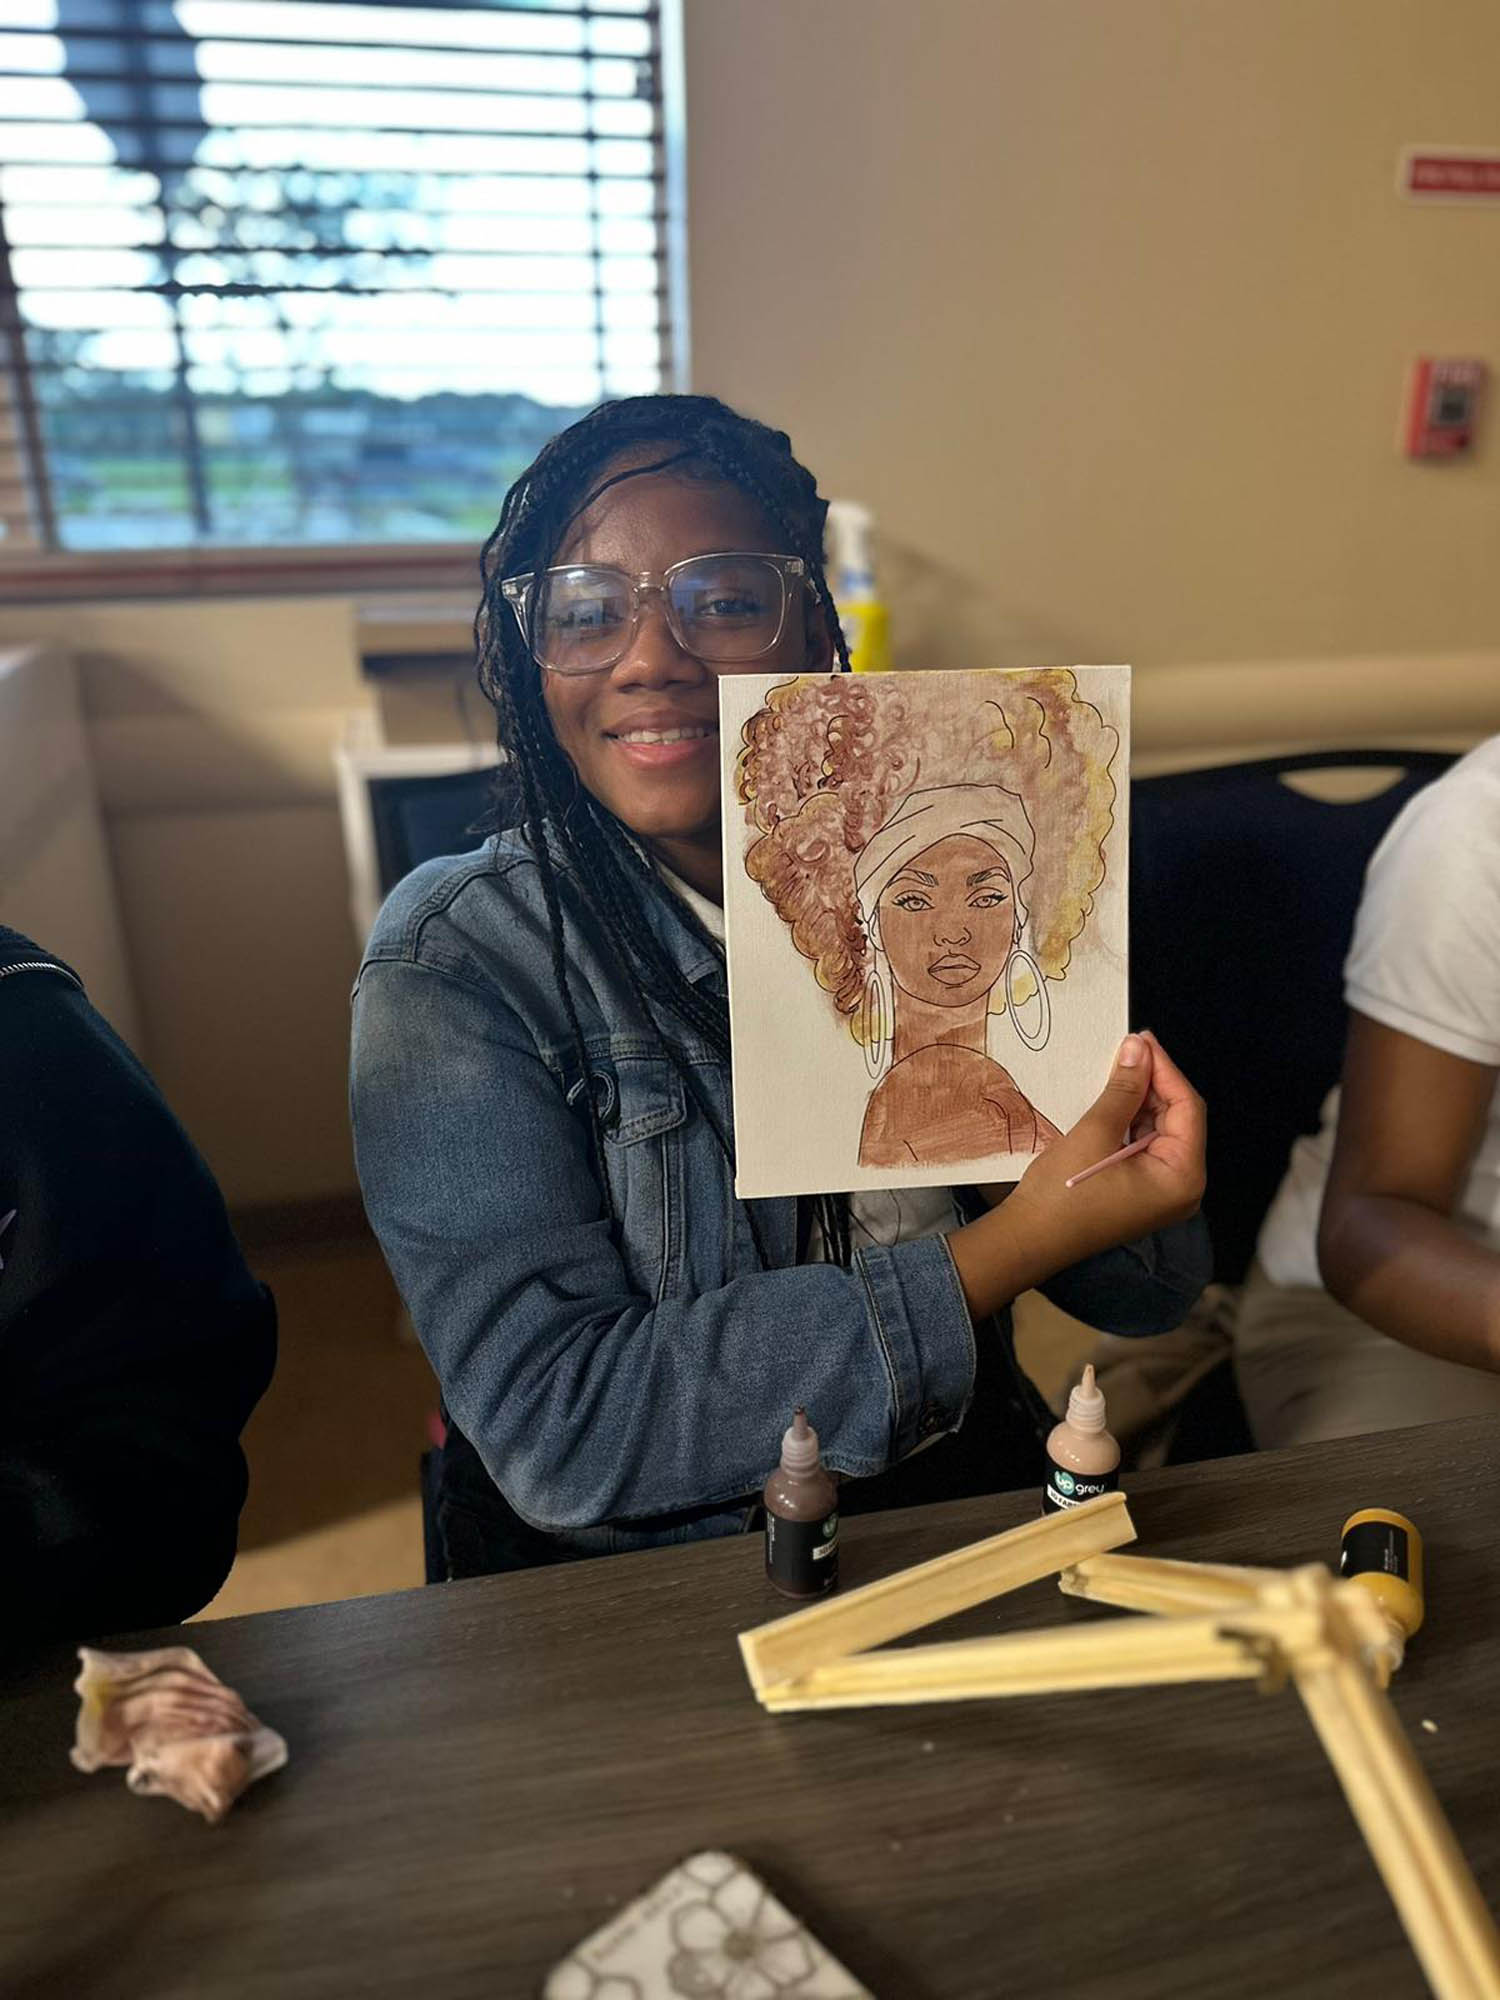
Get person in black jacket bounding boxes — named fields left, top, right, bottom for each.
left=0, top=927, right=275, bottom=1642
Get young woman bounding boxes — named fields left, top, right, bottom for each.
left=350, top=394, right=1210, bottom=1576
left=1236, top=734, right=1500, bottom=1445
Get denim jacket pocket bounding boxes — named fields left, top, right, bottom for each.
left=584, top=1054, right=687, bottom=1301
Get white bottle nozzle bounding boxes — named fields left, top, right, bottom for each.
left=780, top=1406, right=821, bottom=1474
left=1066, top=1364, right=1108, bottom=1434
left=824, top=500, right=875, bottom=596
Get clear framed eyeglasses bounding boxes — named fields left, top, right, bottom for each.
left=500, top=551, right=807, bottom=675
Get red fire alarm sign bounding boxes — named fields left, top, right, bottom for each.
left=1400, top=150, right=1500, bottom=202
left=1403, top=358, right=1486, bottom=459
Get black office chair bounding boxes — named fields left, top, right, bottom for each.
left=366, top=764, right=501, bottom=899
left=357, top=763, right=502, bottom=1583
left=1129, top=749, right=1455, bottom=1459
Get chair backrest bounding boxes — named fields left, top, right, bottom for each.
left=333, top=732, right=500, bottom=942
left=366, top=765, right=499, bottom=898
left=1129, top=750, right=1455, bottom=1286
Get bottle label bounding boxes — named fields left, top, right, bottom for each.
left=1341, top=1519, right=1409, bottom=1581
left=766, top=1510, right=839, bottom=1594
left=1042, top=1456, right=1119, bottom=1514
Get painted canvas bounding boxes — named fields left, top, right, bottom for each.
left=720, top=667, right=1129, bottom=1199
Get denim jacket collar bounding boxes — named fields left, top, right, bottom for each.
left=528, top=819, right=725, bottom=991
left=638, top=866, right=724, bottom=991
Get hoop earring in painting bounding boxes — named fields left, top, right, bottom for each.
left=1004, top=935, right=1051, bottom=1052
left=860, top=951, right=892, bottom=1079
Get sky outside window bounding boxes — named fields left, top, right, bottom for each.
left=0, top=0, right=667, bottom=549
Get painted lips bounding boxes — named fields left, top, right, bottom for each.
left=927, top=953, right=982, bottom=985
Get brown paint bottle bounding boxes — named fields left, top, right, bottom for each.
left=1042, top=1364, right=1121, bottom=1514
left=763, top=1408, right=840, bottom=1598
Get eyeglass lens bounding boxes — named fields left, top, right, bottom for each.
left=534, top=555, right=788, bottom=672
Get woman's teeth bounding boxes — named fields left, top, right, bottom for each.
left=615, top=726, right=716, bottom=744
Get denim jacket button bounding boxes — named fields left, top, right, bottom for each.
left=919, top=1406, right=943, bottom=1437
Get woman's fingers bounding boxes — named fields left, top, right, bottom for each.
left=1122, top=1033, right=1206, bottom=1207
left=1074, top=1033, right=1153, bottom=1148
left=1137, top=1032, right=1206, bottom=1141
left=1025, top=1036, right=1166, bottom=1186
left=1138, top=1029, right=1195, bottom=1100
left=1066, top=1031, right=1203, bottom=1184
left=986, top=1030, right=1205, bottom=1290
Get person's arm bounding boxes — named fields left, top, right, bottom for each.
left=0, top=960, right=275, bottom=1642
left=949, top=1032, right=1207, bottom=1321
left=352, top=956, right=991, bottom=1530
left=1034, top=1214, right=1213, bottom=1336
left=351, top=968, right=1203, bottom=1534
left=1, top=1275, right=275, bottom=1640
left=1317, top=1011, right=1500, bottom=1371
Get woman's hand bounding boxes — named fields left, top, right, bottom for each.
left=1012, top=1029, right=1206, bottom=1256
left=948, top=1032, right=1206, bottom=1319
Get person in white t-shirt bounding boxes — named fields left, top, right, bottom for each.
left=1235, top=734, right=1500, bottom=1445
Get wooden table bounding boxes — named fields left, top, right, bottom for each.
left=3, top=1416, right=1497, bottom=1999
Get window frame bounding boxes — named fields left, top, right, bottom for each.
left=0, top=0, right=689, bottom=602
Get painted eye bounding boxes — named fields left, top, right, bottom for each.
left=892, top=893, right=932, bottom=912
left=969, top=891, right=1010, bottom=909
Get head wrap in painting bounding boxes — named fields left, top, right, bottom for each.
left=854, top=784, right=1036, bottom=935
left=852, top=783, right=1049, bottom=1071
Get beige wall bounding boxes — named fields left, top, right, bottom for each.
left=683, top=0, right=1500, bottom=670
left=0, top=645, right=141, bottom=1048
left=0, top=599, right=370, bottom=1206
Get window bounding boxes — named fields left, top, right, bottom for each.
left=0, top=0, right=677, bottom=560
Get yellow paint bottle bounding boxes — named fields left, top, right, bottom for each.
left=1339, top=1508, right=1424, bottom=1680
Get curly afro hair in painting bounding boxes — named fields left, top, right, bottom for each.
left=736, top=670, right=1118, bottom=1045
left=473, top=395, right=852, bottom=1265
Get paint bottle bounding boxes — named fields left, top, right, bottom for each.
left=1042, top=1364, right=1120, bottom=1514
left=1339, top=1508, right=1424, bottom=1677
left=764, top=1408, right=839, bottom=1598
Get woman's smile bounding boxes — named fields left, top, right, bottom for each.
left=604, top=713, right=720, bottom=771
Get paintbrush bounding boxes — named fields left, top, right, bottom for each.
left=1064, top=1133, right=1156, bottom=1189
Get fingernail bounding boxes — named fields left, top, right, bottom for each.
left=1118, top=1034, right=1145, bottom=1067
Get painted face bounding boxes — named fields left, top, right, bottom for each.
left=875, top=833, right=1018, bottom=1008
left=539, top=458, right=828, bottom=849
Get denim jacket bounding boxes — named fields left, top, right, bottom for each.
left=350, top=834, right=1211, bottom=1561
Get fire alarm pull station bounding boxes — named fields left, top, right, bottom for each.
left=1404, top=357, right=1486, bottom=459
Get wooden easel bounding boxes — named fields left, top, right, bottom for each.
left=739, top=1494, right=1500, bottom=2000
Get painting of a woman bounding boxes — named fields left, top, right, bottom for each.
left=736, top=667, right=1119, bottom=1181
left=854, top=784, right=1062, bottom=1167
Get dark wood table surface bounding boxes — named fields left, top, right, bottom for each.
left=3, top=1415, right=1498, bottom=1999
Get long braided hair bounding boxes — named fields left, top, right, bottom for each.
left=474, top=394, right=854, bottom=1268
